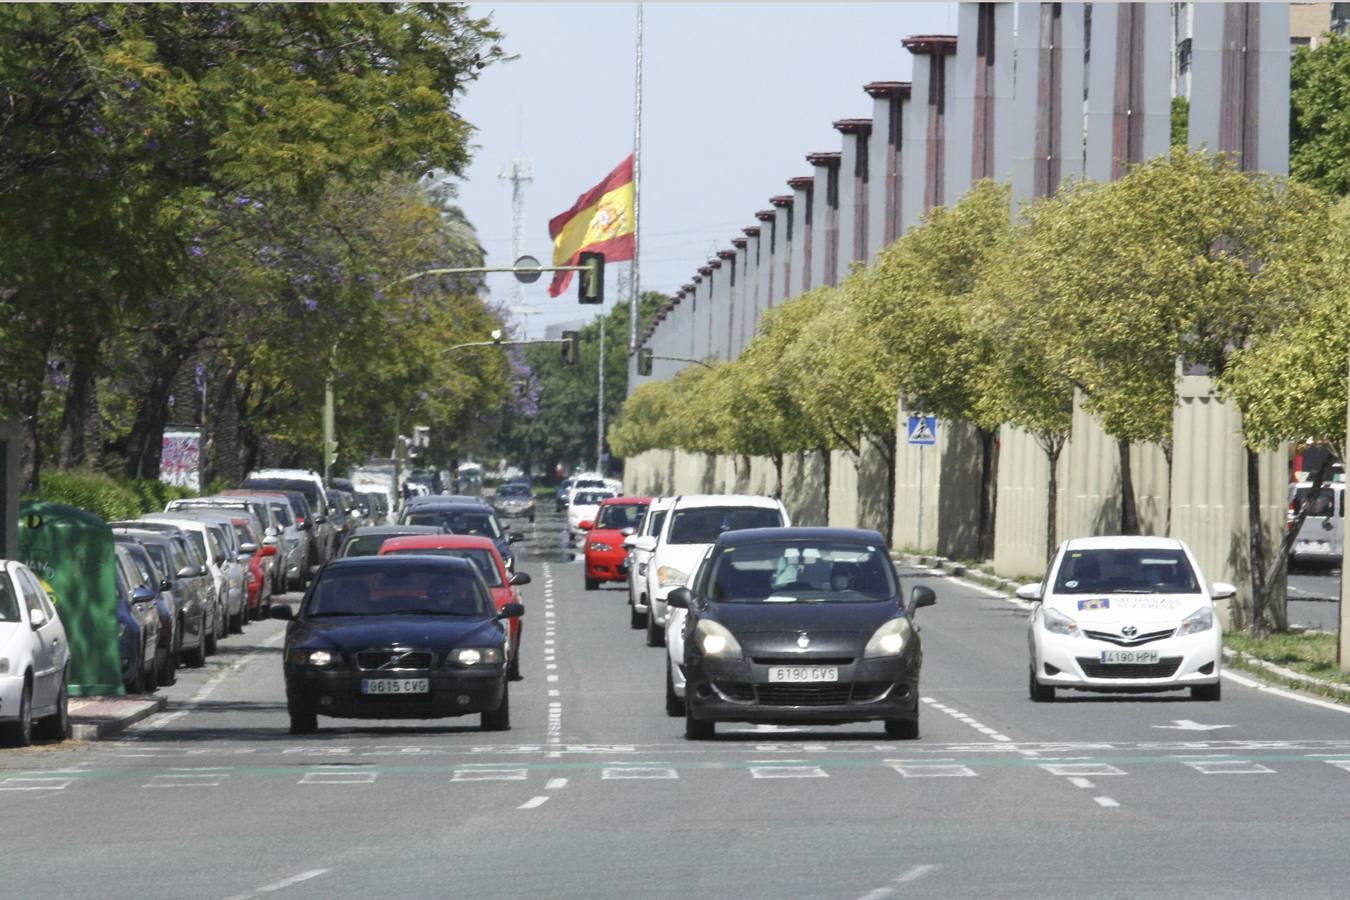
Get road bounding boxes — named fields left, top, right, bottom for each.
left=1287, top=571, right=1340, bottom=632
left=5, top=507, right=1350, bottom=898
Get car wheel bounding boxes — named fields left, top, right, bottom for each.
left=1029, top=666, right=1055, bottom=702
left=34, top=671, right=69, bottom=742
left=203, top=613, right=218, bottom=657
left=184, top=634, right=206, bottom=668
left=665, top=665, right=685, bottom=718
left=288, top=704, right=319, bottom=735
left=508, top=631, right=523, bottom=682
left=630, top=603, right=646, bottom=630
left=144, top=655, right=159, bottom=693
left=585, top=577, right=598, bottom=592
left=159, top=626, right=180, bottom=686
left=215, top=601, right=227, bottom=640
left=884, top=716, right=919, bottom=740
left=481, top=683, right=511, bottom=731
left=2, top=680, right=33, bottom=748
left=1191, top=682, right=1221, bottom=702
left=126, top=654, right=145, bottom=695
left=229, top=605, right=244, bottom=635
left=646, top=612, right=663, bottom=648
left=684, top=707, right=714, bottom=740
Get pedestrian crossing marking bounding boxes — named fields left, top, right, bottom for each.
left=602, top=767, right=679, bottom=780
left=145, top=773, right=227, bottom=788
left=1039, top=763, right=1126, bottom=777
left=0, top=776, right=74, bottom=791
left=750, top=766, right=828, bottom=779
left=889, top=763, right=977, bottom=778
left=452, top=767, right=528, bottom=781
left=1185, top=760, right=1274, bottom=775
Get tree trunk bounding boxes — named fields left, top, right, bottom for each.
left=124, top=357, right=186, bottom=480
left=977, top=427, right=999, bottom=561
left=1246, top=446, right=1271, bottom=637
left=1118, top=438, right=1139, bottom=535
left=1162, top=440, right=1174, bottom=537
left=18, top=383, right=43, bottom=494
left=57, top=352, right=97, bottom=469
left=821, top=447, right=832, bottom=527
left=1045, top=440, right=1064, bottom=563
left=772, top=453, right=784, bottom=500
left=879, top=431, right=897, bottom=547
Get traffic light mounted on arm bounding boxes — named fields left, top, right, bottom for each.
left=577, top=252, right=604, bottom=305
left=561, top=330, right=580, bottom=366
left=637, top=347, right=653, bottom=376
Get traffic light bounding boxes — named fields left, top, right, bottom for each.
left=577, top=251, right=604, bottom=304
left=637, top=347, right=653, bottom=376
left=561, top=330, right=580, bottom=366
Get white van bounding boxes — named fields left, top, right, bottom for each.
left=1291, top=482, right=1344, bottom=570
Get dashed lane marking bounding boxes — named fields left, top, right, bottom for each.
left=749, top=765, right=828, bottom=779
left=1094, top=797, right=1120, bottom=808
left=921, top=696, right=1013, bottom=742
left=1185, top=760, right=1276, bottom=775
left=299, top=771, right=377, bottom=785
left=452, top=767, right=527, bottom=781
left=855, top=864, right=940, bottom=899
left=145, top=773, right=227, bottom=788
left=602, top=767, right=679, bottom=780
left=517, top=795, right=549, bottom=810
left=221, top=868, right=330, bottom=900
left=545, top=778, right=568, bottom=790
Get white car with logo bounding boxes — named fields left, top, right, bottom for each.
left=633, top=494, right=789, bottom=649
left=0, top=560, right=70, bottom=746
left=1022, top=536, right=1232, bottom=702
left=627, top=497, right=673, bottom=630
left=567, top=489, right=615, bottom=543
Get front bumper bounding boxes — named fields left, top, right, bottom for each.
left=285, top=666, right=505, bottom=719
left=0, top=673, right=25, bottom=720
left=495, top=506, right=535, bottom=519
left=1033, top=628, right=1221, bottom=691
left=585, top=549, right=629, bottom=582
left=685, top=654, right=920, bottom=725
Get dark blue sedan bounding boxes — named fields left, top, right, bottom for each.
left=272, top=556, right=521, bottom=734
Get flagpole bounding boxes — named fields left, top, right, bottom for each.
left=629, top=0, right=644, bottom=354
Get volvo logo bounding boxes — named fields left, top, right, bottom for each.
left=1121, top=625, right=1138, bottom=638
left=796, top=633, right=811, bottom=650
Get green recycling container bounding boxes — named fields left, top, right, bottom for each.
left=17, top=501, right=123, bottom=696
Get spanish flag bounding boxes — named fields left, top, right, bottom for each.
left=547, top=155, right=635, bottom=297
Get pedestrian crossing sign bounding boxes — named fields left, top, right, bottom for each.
left=907, top=415, right=937, bottom=446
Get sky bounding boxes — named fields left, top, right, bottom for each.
left=455, top=1, right=953, bottom=339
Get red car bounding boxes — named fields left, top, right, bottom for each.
left=231, top=516, right=276, bottom=621
left=378, top=534, right=529, bottom=680
left=582, top=496, right=651, bottom=591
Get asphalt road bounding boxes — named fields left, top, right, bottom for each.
left=6, top=508, right=1350, bottom=899
left=1287, top=571, right=1341, bottom=632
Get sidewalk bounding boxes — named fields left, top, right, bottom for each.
left=69, top=695, right=166, bottom=741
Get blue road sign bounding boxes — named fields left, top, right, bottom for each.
left=907, top=415, right=937, bottom=446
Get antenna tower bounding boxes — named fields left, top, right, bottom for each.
left=498, top=157, right=533, bottom=337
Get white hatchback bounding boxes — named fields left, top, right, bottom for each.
left=568, top=490, right=615, bottom=542
left=1023, top=536, right=1232, bottom=702
left=0, top=560, right=70, bottom=746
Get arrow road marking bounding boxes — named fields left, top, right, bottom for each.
left=1152, top=720, right=1234, bottom=732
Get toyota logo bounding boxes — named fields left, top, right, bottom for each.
left=1121, top=625, right=1138, bottom=638
left=797, top=633, right=811, bottom=649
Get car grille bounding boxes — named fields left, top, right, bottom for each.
left=751, top=656, right=854, bottom=666
left=713, top=681, right=892, bottom=706
left=355, top=650, right=434, bottom=671
left=1082, top=628, right=1176, bottom=647
left=1076, top=657, right=1182, bottom=679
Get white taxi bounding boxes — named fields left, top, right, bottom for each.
left=1022, top=536, right=1231, bottom=702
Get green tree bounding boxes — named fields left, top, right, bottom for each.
left=1292, top=35, right=1350, bottom=195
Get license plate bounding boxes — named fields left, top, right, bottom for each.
left=1099, top=650, right=1159, bottom=665
left=361, top=678, right=429, bottom=695
left=768, top=666, right=839, bottom=683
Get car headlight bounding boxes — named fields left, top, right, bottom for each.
left=289, top=649, right=336, bottom=666
left=589, top=541, right=614, bottom=553
left=452, top=647, right=502, bottom=666
left=1177, top=605, right=1214, bottom=636
left=657, top=565, right=689, bottom=587
left=694, top=620, right=743, bottom=659
left=863, top=617, right=914, bottom=658
left=1041, top=608, right=1080, bottom=637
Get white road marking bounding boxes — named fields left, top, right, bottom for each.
left=139, top=628, right=288, bottom=731
left=1039, top=763, right=1126, bottom=777
left=1221, top=668, right=1350, bottom=716
left=221, top=867, right=330, bottom=900
left=750, top=766, right=828, bottom=779
left=602, top=767, right=679, bottom=779
left=889, top=763, right=976, bottom=778
left=517, top=795, right=550, bottom=809
left=1068, top=776, right=1096, bottom=789
left=299, top=771, right=377, bottom=785
left=1153, top=719, right=1233, bottom=731
left=452, top=767, right=527, bottom=781
left=1094, top=797, right=1120, bottom=808
left=919, top=695, right=1014, bottom=742
left=0, top=777, right=74, bottom=791
left=855, top=864, right=940, bottom=899
left=1185, top=760, right=1275, bottom=775
left=145, top=773, right=227, bottom=788
left=545, top=778, right=568, bottom=790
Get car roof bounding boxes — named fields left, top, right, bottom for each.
left=1062, top=535, right=1187, bottom=551
left=599, top=496, right=650, bottom=506
left=379, top=535, right=499, bottom=553
left=350, top=525, right=444, bottom=537
left=112, top=528, right=174, bottom=545
left=714, top=526, right=882, bottom=546
left=671, top=494, right=785, bottom=510
left=322, top=555, right=477, bottom=574
left=407, top=500, right=494, bottom=512
left=407, top=494, right=488, bottom=507
left=648, top=496, right=675, bottom=509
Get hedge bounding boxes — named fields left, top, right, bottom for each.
left=30, top=470, right=199, bottom=523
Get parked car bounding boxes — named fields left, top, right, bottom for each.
left=1289, top=482, right=1344, bottom=571
left=400, top=501, right=524, bottom=573
left=270, top=556, right=521, bottom=734
left=228, top=516, right=274, bottom=621
left=113, top=544, right=161, bottom=694
left=674, top=527, right=934, bottom=740
left=583, top=496, right=650, bottom=591
left=0, top=559, right=71, bottom=745
left=224, top=490, right=310, bottom=591
left=114, top=536, right=180, bottom=685
left=567, top=489, right=616, bottom=543
left=117, top=528, right=209, bottom=668
left=555, top=477, right=575, bottom=512
left=132, top=516, right=231, bottom=641
left=627, top=497, right=673, bottom=630
left=112, top=522, right=219, bottom=658
left=378, top=534, right=531, bottom=681
left=664, top=546, right=713, bottom=716
left=241, top=469, right=337, bottom=569
left=340, top=525, right=447, bottom=558
left=492, top=482, right=536, bottom=523
left=167, top=496, right=288, bottom=594
left=633, top=495, right=790, bottom=648
left=145, top=512, right=249, bottom=634
left=326, top=489, right=353, bottom=544
left=1021, top=536, right=1231, bottom=702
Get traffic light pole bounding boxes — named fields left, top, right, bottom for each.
left=597, top=314, right=606, bottom=474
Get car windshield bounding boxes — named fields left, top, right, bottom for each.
left=706, top=540, right=896, bottom=604
left=498, top=484, right=531, bottom=497
left=406, top=510, right=502, bottom=538
left=0, top=574, right=21, bottom=622
left=306, top=565, right=491, bottom=617
left=1292, top=486, right=1341, bottom=518
left=668, top=506, right=784, bottom=544
left=185, top=532, right=208, bottom=564
left=596, top=503, right=645, bottom=530
left=572, top=492, right=610, bottom=506
left=1052, top=548, right=1202, bottom=594
left=386, top=548, right=503, bottom=587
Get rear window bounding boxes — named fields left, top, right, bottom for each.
left=341, top=534, right=405, bottom=558
left=406, top=510, right=502, bottom=538
left=384, top=548, right=503, bottom=587
left=667, top=507, right=784, bottom=545
left=305, top=565, right=491, bottom=618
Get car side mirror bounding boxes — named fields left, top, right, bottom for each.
left=621, top=527, right=635, bottom=537
left=578, top=520, right=594, bottom=531
left=177, top=566, right=198, bottom=580
left=131, top=585, right=158, bottom=604
left=29, top=605, right=48, bottom=629
left=240, top=542, right=259, bottom=554
left=910, top=585, right=937, bottom=609
left=261, top=545, right=277, bottom=557
left=263, top=534, right=279, bottom=545
left=1015, top=583, right=1044, bottom=602
left=269, top=605, right=294, bottom=621
left=509, top=572, right=532, bottom=586
left=666, top=587, right=692, bottom=609
left=633, top=536, right=657, bottom=553
left=622, top=535, right=636, bottom=549
left=508, top=533, right=525, bottom=544
left=159, top=578, right=173, bottom=592
left=1210, top=582, right=1237, bottom=600
left=314, top=515, right=328, bottom=524
left=198, top=565, right=208, bottom=577
left=499, top=602, right=525, bottom=619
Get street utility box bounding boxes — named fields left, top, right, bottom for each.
left=17, top=501, right=123, bottom=696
